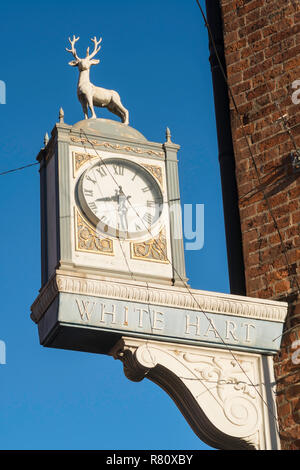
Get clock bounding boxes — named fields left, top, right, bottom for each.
left=77, top=157, right=164, bottom=240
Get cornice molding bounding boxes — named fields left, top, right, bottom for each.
left=30, top=271, right=288, bottom=324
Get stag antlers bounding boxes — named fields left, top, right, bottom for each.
left=87, top=36, right=102, bottom=59
left=66, top=35, right=80, bottom=59
left=66, top=35, right=102, bottom=60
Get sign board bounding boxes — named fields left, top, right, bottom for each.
left=36, top=291, right=284, bottom=355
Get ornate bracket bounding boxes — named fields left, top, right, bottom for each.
left=111, top=337, right=280, bottom=450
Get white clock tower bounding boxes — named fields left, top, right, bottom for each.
left=37, top=116, right=186, bottom=289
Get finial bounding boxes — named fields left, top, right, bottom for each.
left=44, top=132, right=49, bottom=147
left=165, top=126, right=172, bottom=143
left=59, top=107, right=64, bottom=123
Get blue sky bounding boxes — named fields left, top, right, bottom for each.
left=0, top=0, right=228, bottom=449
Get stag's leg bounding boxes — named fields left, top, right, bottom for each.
left=79, top=95, right=89, bottom=119
left=109, top=92, right=129, bottom=125
left=87, top=94, right=97, bottom=119
left=82, top=102, right=89, bottom=120
left=122, top=105, right=129, bottom=125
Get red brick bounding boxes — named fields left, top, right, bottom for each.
left=274, top=280, right=292, bottom=295
left=278, top=402, right=292, bottom=417
left=286, top=384, right=300, bottom=400
left=220, top=0, right=300, bottom=449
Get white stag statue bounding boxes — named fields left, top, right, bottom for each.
left=66, top=35, right=129, bottom=125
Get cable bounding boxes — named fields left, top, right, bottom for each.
left=0, top=0, right=281, bottom=432
left=0, top=0, right=293, bottom=438
left=78, top=129, right=157, bottom=350
left=77, top=127, right=279, bottom=431
left=238, top=121, right=300, bottom=201
left=76, top=128, right=270, bottom=434
left=0, top=133, right=234, bottom=439
left=195, top=0, right=298, bottom=433
left=238, top=166, right=292, bottom=202
left=0, top=17, right=282, bottom=431
left=195, top=0, right=300, bottom=296
left=272, top=320, right=300, bottom=343
left=234, top=1, right=300, bottom=293
left=0, top=162, right=38, bottom=176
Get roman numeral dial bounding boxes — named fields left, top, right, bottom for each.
left=77, top=158, right=163, bottom=240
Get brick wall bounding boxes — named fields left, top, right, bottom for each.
left=219, top=0, right=300, bottom=449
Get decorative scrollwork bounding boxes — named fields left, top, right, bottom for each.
left=73, top=152, right=96, bottom=173
left=223, top=395, right=259, bottom=434
left=181, top=352, right=260, bottom=438
left=186, top=356, right=257, bottom=400
left=131, top=229, right=168, bottom=263
left=142, top=164, right=163, bottom=186
left=70, top=140, right=164, bottom=165
left=111, top=338, right=272, bottom=449
left=76, top=210, right=113, bottom=254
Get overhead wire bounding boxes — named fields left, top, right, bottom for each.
left=78, top=129, right=157, bottom=365
left=0, top=66, right=282, bottom=436
left=0, top=162, right=39, bottom=176
left=0, top=0, right=294, bottom=433
left=195, top=0, right=299, bottom=394
left=78, top=128, right=272, bottom=439
left=195, top=0, right=300, bottom=296
left=77, top=126, right=280, bottom=432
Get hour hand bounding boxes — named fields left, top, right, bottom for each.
left=95, top=195, right=118, bottom=202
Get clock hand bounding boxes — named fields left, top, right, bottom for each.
left=95, top=195, right=118, bottom=202
left=95, top=187, right=132, bottom=204
left=116, top=186, right=132, bottom=231
left=117, top=187, right=132, bottom=212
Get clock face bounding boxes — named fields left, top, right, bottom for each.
left=77, top=158, right=164, bottom=239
